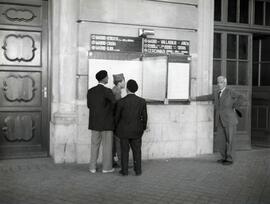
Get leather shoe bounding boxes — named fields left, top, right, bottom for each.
left=135, top=172, right=142, bottom=176
left=119, top=170, right=128, bottom=176
left=102, top=168, right=115, bottom=173
left=217, top=159, right=225, bottom=163
left=222, top=160, right=233, bottom=165
left=113, top=163, right=120, bottom=168
left=89, top=169, right=96, bottom=173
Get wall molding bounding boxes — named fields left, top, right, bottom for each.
left=77, top=19, right=197, bottom=32
left=144, top=0, right=198, bottom=7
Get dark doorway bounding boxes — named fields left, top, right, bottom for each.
left=213, top=31, right=252, bottom=150
left=252, top=34, right=270, bottom=147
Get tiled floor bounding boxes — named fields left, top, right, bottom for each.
left=0, top=148, right=269, bottom=204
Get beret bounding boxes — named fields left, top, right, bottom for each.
left=113, top=73, right=125, bottom=83
left=95, top=70, right=108, bottom=81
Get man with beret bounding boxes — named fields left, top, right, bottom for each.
left=115, top=79, right=148, bottom=176
left=87, top=70, right=116, bottom=173
left=112, top=73, right=125, bottom=100
left=112, top=73, right=125, bottom=168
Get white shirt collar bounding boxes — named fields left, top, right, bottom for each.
left=219, top=87, right=226, bottom=96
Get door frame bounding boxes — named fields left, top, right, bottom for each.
left=42, top=0, right=51, bottom=155
left=213, top=29, right=253, bottom=150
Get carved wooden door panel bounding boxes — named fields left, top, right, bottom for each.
left=0, top=0, right=49, bottom=158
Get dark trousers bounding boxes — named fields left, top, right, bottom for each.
left=216, top=117, right=236, bottom=162
left=120, top=138, right=142, bottom=175
left=112, top=135, right=121, bottom=166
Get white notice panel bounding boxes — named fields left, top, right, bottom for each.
left=88, top=59, right=142, bottom=96
left=142, top=56, right=167, bottom=101
left=167, top=62, right=190, bottom=100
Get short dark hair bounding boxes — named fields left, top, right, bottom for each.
left=127, top=79, right=138, bottom=93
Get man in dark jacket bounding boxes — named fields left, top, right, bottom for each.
left=87, top=70, right=116, bottom=173
left=115, top=79, right=148, bottom=176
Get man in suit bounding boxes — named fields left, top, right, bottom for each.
left=115, top=79, right=148, bottom=176
left=87, top=70, right=116, bottom=173
left=196, top=76, right=244, bottom=165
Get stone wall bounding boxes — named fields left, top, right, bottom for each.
left=50, top=0, right=214, bottom=163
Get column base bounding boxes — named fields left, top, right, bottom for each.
left=51, top=112, right=77, bottom=163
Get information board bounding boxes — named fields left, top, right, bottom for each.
left=143, top=38, right=190, bottom=55
left=90, top=34, right=142, bottom=52
left=142, top=56, right=167, bottom=101
left=167, top=62, right=190, bottom=100
left=88, top=59, right=142, bottom=96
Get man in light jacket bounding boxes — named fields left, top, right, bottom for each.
left=196, top=76, right=244, bottom=165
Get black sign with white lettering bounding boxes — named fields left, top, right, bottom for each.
left=90, top=34, right=142, bottom=52
left=143, top=38, right=190, bottom=55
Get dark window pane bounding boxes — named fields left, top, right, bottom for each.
left=255, top=1, right=264, bottom=25
left=228, top=0, right=237, bottom=22
left=227, top=61, right=237, bottom=85
left=240, top=0, right=249, bottom=23
left=239, top=35, right=248, bottom=60
left=214, top=33, right=221, bottom=58
left=213, top=60, right=222, bottom=84
left=258, top=107, right=267, bottom=128
left=227, top=34, right=237, bottom=59
left=266, top=2, right=270, bottom=26
left=253, top=63, right=259, bottom=86
left=253, top=39, right=259, bottom=62
left=251, top=107, right=257, bottom=128
left=238, top=61, right=248, bottom=85
left=261, top=38, right=270, bottom=61
left=260, top=63, right=270, bottom=85
left=214, top=0, right=221, bottom=21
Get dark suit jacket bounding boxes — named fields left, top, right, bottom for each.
left=115, top=94, right=148, bottom=139
left=87, top=84, right=116, bottom=131
left=196, top=87, right=244, bottom=127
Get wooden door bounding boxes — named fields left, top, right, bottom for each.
left=0, top=0, right=49, bottom=158
left=213, top=31, right=252, bottom=150
left=251, top=35, right=270, bottom=147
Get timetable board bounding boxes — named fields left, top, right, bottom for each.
left=143, top=38, right=190, bottom=55
left=90, top=34, right=142, bottom=53
left=90, top=34, right=190, bottom=56
left=89, top=34, right=191, bottom=102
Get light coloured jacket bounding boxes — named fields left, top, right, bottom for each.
left=196, top=87, right=244, bottom=127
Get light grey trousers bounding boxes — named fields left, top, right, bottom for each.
left=89, top=130, right=113, bottom=171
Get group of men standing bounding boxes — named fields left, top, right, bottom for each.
left=87, top=72, right=244, bottom=176
left=87, top=70, right=147, bottom=176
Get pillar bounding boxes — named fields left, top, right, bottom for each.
left=196, top=0, right=215, bottom=154
left=51, top=0, right=78, bottom=163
